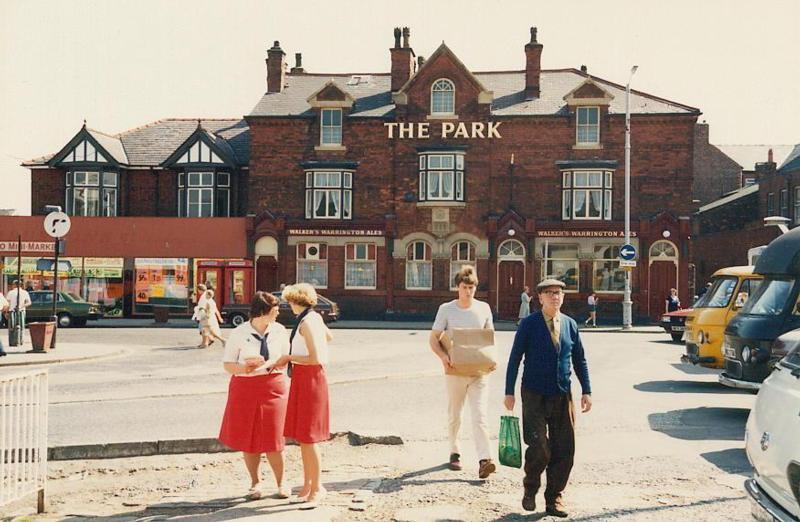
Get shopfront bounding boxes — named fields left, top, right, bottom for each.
left=194, top=259, right=254, bottom=309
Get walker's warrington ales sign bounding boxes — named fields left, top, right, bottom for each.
left=384, top=121, right=502, bottom=139
left=536, top=230, right=639, bottom=238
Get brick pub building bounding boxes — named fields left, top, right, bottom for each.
left=13, top=27, right=700, bottom=322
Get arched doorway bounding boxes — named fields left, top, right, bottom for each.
left=648, top=240, right=679, bottom=321
left=255, top=236, right=279, bottom=292
left=497, top=239, right=526, bottom=320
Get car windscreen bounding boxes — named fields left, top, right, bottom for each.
left=67, top=293, right=85, bottom=302
left=738, top=278, right=795, bottom=316
left=701, top=276, right=738, bottom=308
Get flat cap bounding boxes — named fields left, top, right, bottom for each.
left=536, top=279, right=566, bottom=291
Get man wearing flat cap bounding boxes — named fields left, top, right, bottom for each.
left=504, top=278, right=592, bottom=518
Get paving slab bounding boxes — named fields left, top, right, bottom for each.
left=0, top=342, right=126, bottom=367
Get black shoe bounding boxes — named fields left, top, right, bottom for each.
left=522, top=493, right=536, bottom=511
left=546, top=501, right=569, bottom=518
left=448, top=453, right=462, bottom=471
left=478, top=459, right=496, bottom=479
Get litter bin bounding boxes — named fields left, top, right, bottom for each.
left=153, top=306, right=170, bottom=324
left=8, top=310, right=24, bottom=346
left=29, top=321, right=55, bottom=352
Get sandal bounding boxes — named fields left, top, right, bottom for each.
left=273, top=486, right=290, bottom=499
left=247, top=483, right=263, bottom=501
left=299, top=488, right=326, bottom=510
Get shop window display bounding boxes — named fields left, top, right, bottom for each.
left=134, top=258, right=189, bottom=312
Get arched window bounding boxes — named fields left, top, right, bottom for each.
left=431, top=79, right=455, bottom=115
left=406, top=241, right=432, bottom=289
left=498, top=239, right=525, bottom=259
left=450, top=241, right=476, bottom=289
left=649, top=240, right=678, bottom=259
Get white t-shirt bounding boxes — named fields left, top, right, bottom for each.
left=6, top=289, right=31, bottom=310
left=432, top=299, right=494, bottom=334
left=290, top=311, right=329, bottom=365
left=222, top=321, right=290, bottom=377
left=587, top=295, right=597, bottom=306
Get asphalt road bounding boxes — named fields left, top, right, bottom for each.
left=43, top=327, right=755, bottom=474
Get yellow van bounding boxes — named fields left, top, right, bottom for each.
left=682, top=266, right=763, bottom=369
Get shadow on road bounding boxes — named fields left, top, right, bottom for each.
left=669, top=362, right=722, bottom=375
left=634, top=379, right=750, bottom=394
left=649, top=339, right=684, bottom=346
left=377, top=463, right=486, bottom=494
left=701, top=447, right=752, bottom=477
left=648, top=407, right=750, bottom=441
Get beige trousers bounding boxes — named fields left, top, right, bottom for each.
left=446, top=373, right=492, bottom=461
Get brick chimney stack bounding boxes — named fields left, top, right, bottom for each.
left=266, top=41, right=286, bottom=93
left=768, top=148, right=774, bottom=163
left=524, top=27, right=543, bottom=100
left=291, top=52, right=304, bottom=74
left=391, top=27, right=415, bottom=92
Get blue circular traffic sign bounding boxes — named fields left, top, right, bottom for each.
left=619, top=243, right=637, bottom=261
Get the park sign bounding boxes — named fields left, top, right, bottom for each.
left=384, top=121, right=502, bottom=139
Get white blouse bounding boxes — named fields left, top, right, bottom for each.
left=290, top=310, right=329, bottom=365
left=222, top=321, right=290, bottom=377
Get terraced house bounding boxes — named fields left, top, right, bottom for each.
left=9, top=27, right=700, bottom=322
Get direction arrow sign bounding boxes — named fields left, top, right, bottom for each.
left=44, top=212, right=71, bottom=238
left=619, top=243, right=637, bottom=261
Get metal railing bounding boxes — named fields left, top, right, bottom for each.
left=0, top=369, right=48, bottom=513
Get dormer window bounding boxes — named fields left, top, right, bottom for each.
left=321, top=109, right=342, bottom=146
left=431, top=79, right=455, bottom=115
left=66, top=171, right=118, bottom=216
left=576, top=106, right=600, bottom=145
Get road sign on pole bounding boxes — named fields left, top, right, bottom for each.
left=619, top=243, right=637, bottom=261
left=43, top=211, right=71, bottom=351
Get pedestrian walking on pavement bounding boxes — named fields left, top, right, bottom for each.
left=504, top=278, right=592, bottom=517
left=218, top=291, right=291, bottom=500
left=275, top=283, right=331, bottom=507
left=191, top=284, right=208, bottom=348
left=200, top=289, right=225, bottom=348
left=585, top=292, right=598, bottom=327
left=429, top=265, right=497, bottom=479
left=518, top=285, right=532, bottom=325
left=7, top=279, right=32, bottom=345
left=0, top=291, right=8, bottom=356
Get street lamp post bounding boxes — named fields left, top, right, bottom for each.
left=623, top=65, right=638, bottom=330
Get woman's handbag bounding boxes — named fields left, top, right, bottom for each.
left=498, top=414, right=522, bottom=468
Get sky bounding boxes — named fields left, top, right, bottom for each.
left=1, top=0, right=798, bottom=214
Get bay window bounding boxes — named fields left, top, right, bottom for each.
left=178, top=171, right=230, bottom=217
left=305, top=170, right=352, bottom=219
left=66, top=171, right=118, bottom=216
left=562, top=170, right=613, bottom=220
left=418, top=152, right=465, bottom=202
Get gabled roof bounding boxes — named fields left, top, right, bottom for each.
left=248, top=69, right=699, bottom=118
left=36, top=125, right=129, bottom=167
left=778, top=144, right=800, bottom=173
left=395, top=42, right=492, bottom=102
left=563, top=78, right=614, bottom=105
left=25, top=119, right=250, bottom=168
left=306, top=80, right=355, bottom=107
left=160, top=123, right=240, bottom=167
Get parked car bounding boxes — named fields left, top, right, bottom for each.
left=222, top=291, right=340, bottom=327
left=682, top=266, right=762, bottom=369
left=721, top=227, right=800, bottom=390
left=744, top=328, right=800, bottom=521
left=26, top=291, right=103, bottom=327
left=660, top=308, right=692, bottom=342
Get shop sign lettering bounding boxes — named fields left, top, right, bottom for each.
left=0, top=241, right=55, bottom=254
left=384, top=121, right=502, bottom=139
left=537, top=230, right=638, bottom=238
left=289, top=229, right=383, bottom=237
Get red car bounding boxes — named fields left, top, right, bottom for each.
left=660, top=308, right=692, bottom=342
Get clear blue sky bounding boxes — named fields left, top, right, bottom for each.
left=1, top=0, right=798, bottom=214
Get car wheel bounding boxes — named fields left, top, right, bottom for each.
left=671, top=332, right=683, bottom=342
left=230, top=313, right=246, bottom=327
left=57, top=313, right=73, bottom=328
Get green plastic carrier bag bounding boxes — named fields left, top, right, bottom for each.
left=498, top=414, right=522, bottom=468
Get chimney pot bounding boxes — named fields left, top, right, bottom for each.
left=391, top=27, right=415, bottom=91
left=768, top=148, right=774, bottom=163
left=393, top=27, right=401, bottom=48
left=530, top=27, right=538, bottom=44
left=266, top=41, right=286, bottom=93
left=524, top=27, right=544, bottom=99
left=580, top=65, right=587, bottom=73
left=402, top=27, right=410, bottom=48
left=418, top=56, right=425, bottom=68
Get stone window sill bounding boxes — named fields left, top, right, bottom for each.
left=426, top=114, right=459, bottom=121
left=314, top=145, right=347, bottom=152
left=416, top=201, right=466, bottom=208
left=572, top=143, right=604, bottom=150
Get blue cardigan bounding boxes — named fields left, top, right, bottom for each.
left=505, top=311, right=591, bottom=397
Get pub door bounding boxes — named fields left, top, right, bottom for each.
left=256, top=256, right=278, bottom=292
left=498, top=261, right=525, bottom=320
left=648, top=260, right=678, bottom=322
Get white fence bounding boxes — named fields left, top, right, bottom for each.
left=0, top=369, right=48, bottom=513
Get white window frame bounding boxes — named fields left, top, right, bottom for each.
left=418, top=152, right=465, bottom=202
left=780, top=188, right=788, bottom=217
left=794, top=187, right=800, bottom=225
left=296, top=243, right=328, bottom=289
left=576, top=106, right=600, bottom=145
left=405, top=241, right=432, bottom=290
left=178, top=171, right=230, bottom=218
left=767, top=192, right=775, bottom=216
left=66, top=170, right=118, bottom=217
left=344, top=243, right=377, bottom=289
left=320, top=108, right=343, bottom=146
left=593, top=245, right=626, bottom=293
left=542, top=243, right=580, bottom=293
left=430, top=79, right=455, bottom=115
left=449, top=241, right=476, bottom=290
left=305, top=170, right=353, bottom=220
left=562, top=170, right=612, bottom=221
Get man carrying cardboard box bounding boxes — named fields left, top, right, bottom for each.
left=429, top=265, right=497, bottom=479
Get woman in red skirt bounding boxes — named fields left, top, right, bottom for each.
left=219, top=291, right=290, bottom=500
left=275, top=283, right=331, bottom=506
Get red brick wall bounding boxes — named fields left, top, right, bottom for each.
left=30, top=169, right=64, bottom=215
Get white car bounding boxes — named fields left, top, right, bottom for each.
left=744, top=329, right=800, bottom=521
